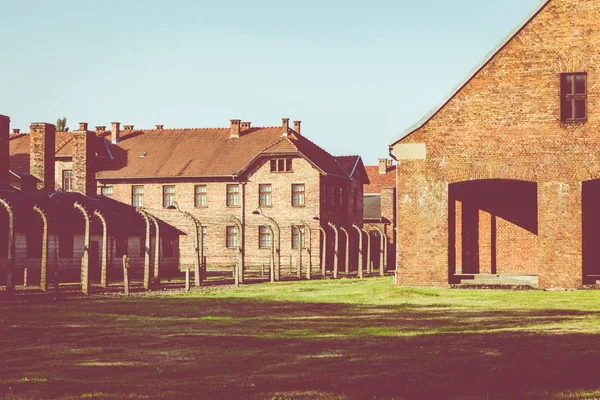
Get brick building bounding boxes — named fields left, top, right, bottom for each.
left=8, top=117, right=369, bottom=282
left=390, top=0, right=600, bottom=289
left=363, top=158, right=396, bottom=272
left=1, top=117, right=182, bottom=290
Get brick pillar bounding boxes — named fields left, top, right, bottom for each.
left=381, top=186, right=396, bottom=269
left=396, top=159, right=448, bottom=286
left=0, top=115, right=9, bottom=188
left=479, top=210, right=492, bottom=274
left=29, top=123, right=56, bottom=191
left=538, top=182, right=582, bottom=289
left=73, top=125, right=96, bottom=196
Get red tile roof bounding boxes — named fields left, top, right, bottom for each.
left=96, top=127, right=352, bottom=180
left=364, top=165, right=396, bottom=194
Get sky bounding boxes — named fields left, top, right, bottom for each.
left=0, top=0, right=541, bottom=165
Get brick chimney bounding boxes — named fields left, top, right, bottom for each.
left=73, top=123, right=96, bottom=196
left=281, top=118, right=290, bottom=137
left=123, top=124, right=134, bottom=131
left=12, top=129, right=20, bottom=134
left=155, top=124, right=164, bottom=130
left=0, top=115, right=9, bottom=188
left=378, top=158, right=390, bottom=175
left=111, top=122, right=120, bottom=144
left=230, top=119, right=241, bottom=139
left=30, top=122, right=56, bottom=191
left=240, top=122, right=251, bottom=131
left=293, top=120, right=301, bottom=135
left=95, top=126, right=106, bottom=134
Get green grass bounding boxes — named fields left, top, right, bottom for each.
left=2, top=277, right=600, bottom=399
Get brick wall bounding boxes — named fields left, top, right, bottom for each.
left=0, top=115, right=9, bottom=188
left=392, top=0, right=600, bottom=289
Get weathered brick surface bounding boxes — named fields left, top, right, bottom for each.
left=392, top=0, right=600, bottom=289
left=98, top=156, right=363, bottom=275
left=73, top=130, right=96, bottom=196
left=30, top=123, right=55, bottom=191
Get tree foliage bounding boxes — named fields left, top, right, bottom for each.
left=56, top=117, right=68, bottom=132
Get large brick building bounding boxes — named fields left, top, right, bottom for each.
left=390, top=0, right=600, bottom=289
left=8, top=117, right=368, bottom=282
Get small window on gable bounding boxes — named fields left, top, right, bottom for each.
left=270, top=158, right=292, bottom=172
left=561, top=73, right=587, bottom=123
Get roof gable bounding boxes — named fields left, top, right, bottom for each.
left=390, top=0, right=551, bottom=147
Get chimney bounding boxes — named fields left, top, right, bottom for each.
left=123, top=125, right=134, bottom=131
left=78, top=122, right=88, bottom=131
left=12, top=128, right=20, bottom=135
left=155, top=124, right=164, bottom=130
left=0, top=115, right=10, bottom=188
left=281, top=118, right=290, bottom=137
left=73, top=123, right=96, bottom=196
left=30, top=122, right=56, bottom=191
left=230, top=119, right=241, bottom=139
left=240, top=122, right=251, bottom=131
left=378, top=158, right=390, bottom=175
left=111, top=122, right=121, bottom=144
left=293, top=120, right=301, bottom=135
left=95, top=126, right=106, bottom=134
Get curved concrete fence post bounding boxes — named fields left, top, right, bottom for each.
left=136, top=208, right=151, bottom=290
left=352, top=225, right=363, bottom=279
left=146, top=213, right=160, bottom=284
left=93, top=210, right=108, bottom=288
left=318, top=226, right=327, bottom=277
left=33, top=205, right=49, bottom=291
left=339, top=226, right=350, bottom=275
left=301, top=221, right=312, bottom=280
left=0, top=198, right=15, bottom=294
left=327, top=222, right=340, bottom=278
left=374, top=226, right=387, bottom=277
left=362, top=228, right=371, bottom=275
left=74, top=202, right=91, bottom=294
left=230, top=215, right=244, bottom=286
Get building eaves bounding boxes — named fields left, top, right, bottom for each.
left=389, top=0, right=551, bottom=148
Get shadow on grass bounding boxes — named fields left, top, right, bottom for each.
left=1, top=297, right=600, bottom=399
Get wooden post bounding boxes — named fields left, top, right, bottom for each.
left=328, top=223, right=339, bottom=278
left=93, top=210, right=108, bottom=288
left=318, top=226, right=327, bottom=277
left=185, top=266, right=190, bottom=291
left=122, top=255, right=130, bottom=296
left=136, top=208, right=151, bottom=290
left=74, top=202, right=90, bottom=295
left=0, top=198, right=15, bottom=294
left=340, top=226, right=350, bottom=275
left=353, top=225, right=363, bottom=279
left=33, top=205, right=48, bottom=291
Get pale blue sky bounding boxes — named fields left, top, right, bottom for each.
left=1, top=0, right=540, bottom=165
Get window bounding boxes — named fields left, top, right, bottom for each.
left=163, top=237, right=175, bottom=257
left=59, top=234, right=74, bottom=258
left=291, top=225, right=305, bottom=249
left=259, top=184, right=272, bottom=207
left=195, top=185, right=207, bottom=207
left=202, top=226, right=207, bottom=248
left=259, top=226, right=272, bottom=248
left=226, top=226, right=238, bottom=248
left=116, top=236, right=128, bottom=258
left=26, top=232, right=42, bottom=258
left=101, top=186, right=114, bottom=198
left=227, top=185, right=239, bottom=207
left=132, top=186, right=144, bottom=207
left=292, top=184, right=305, bottom=206
left=163, top=185, right=175, bottom=208
left=62, top=170, right=73, bottom=191
left=270, top=158, right=292, bottom=172
left=561, top=73, right=587, bottom=122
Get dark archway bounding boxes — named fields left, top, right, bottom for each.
left=582, top=179, right=600, bottom=284
left=448, top=179, right=538, bottom=282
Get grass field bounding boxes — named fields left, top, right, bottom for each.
left=2, top=277, right=600, bottom=399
